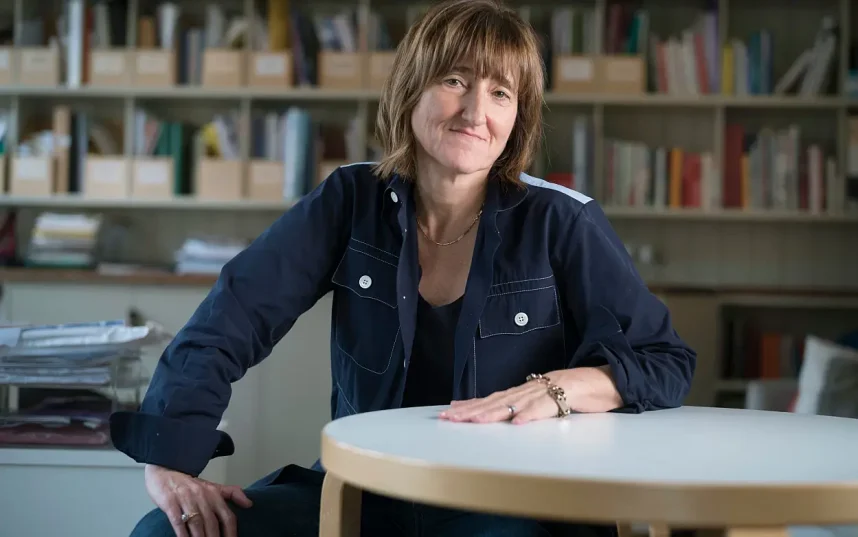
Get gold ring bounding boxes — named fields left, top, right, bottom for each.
left=181, top=512, right=199, bottom=523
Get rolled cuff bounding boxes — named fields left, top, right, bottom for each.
left=109, top=411, right=234, bottom=477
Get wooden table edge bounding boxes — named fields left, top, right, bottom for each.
left=320, top=430, right=858, bottom=527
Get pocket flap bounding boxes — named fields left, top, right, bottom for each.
left=332, top=244, right=398, bottom=308
left=479, top=285, right=560, bottom=338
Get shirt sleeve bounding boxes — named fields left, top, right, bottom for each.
left=556, top=201, right=697, bottom=413
left=109, top=169, right=354, bottom=477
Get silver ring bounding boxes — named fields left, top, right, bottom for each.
left=507, top=405, right=516, bottom=417
left=181, top=512, right=199, bottom=523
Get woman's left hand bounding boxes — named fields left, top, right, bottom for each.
left=439, top=369, right=572, bottom=425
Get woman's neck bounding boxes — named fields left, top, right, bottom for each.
left=414, top=162, right=487, bottom=240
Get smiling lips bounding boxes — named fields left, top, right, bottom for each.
left=450, top=128, right=486, bottom=141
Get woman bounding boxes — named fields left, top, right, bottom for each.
left=113, top=0, right=696, bottom=535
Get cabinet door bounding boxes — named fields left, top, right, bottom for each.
left=5, top=283, right=132, bottom=324
left=661, top=293, right=720, bottom=407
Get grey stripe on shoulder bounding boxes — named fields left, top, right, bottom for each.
left=340, top=161, right=379, bottom=168
left=520, top=173, right=593, bottom=205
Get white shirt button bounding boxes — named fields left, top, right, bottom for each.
left=514, top=312, right=529, bottom=327
left=390, top=191, right=399, bottom=203
left=358, top=275, right=372, bottom=289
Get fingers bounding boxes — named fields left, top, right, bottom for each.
left=199, top=484, right=240, bottom=537
left=442, top=385, right=542, bottom=423
left=176, top=494, right=205, bottom=537
left=195, top=490, right=221, bottom=537
left=441, top=383, right=557, bottom=423
left=219, top=485, right=253, bottom=509
left=162, top=499, right=190, bottom=537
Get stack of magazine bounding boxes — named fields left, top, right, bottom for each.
left=0, top=320, right=171, bottom=447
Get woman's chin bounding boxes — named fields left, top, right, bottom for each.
left=434, top=155, right=492, bottom=177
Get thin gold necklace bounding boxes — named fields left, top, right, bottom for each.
left=417, top=206, right=483, bottom=246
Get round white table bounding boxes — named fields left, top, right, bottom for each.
left=318, top=406, right=858, bottom=537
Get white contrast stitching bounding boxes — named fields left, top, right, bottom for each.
left=350, top=237, right=399, bottom=260
left=331, top=281, right=396, bottom=308
left=347, top=245, right=397, bottom=267
left=334, top=322, right=398, bottom=375
left=554, top=286, right=567, bottom=359
left=479, top=318, right=561, bottom=338
left=489, top=275, right=553, bottom=287
left=486, top=284, right=555, bottom=298
left=473, top=337, right=477, bottom=397
left=335, top=379, right=358, bottom=415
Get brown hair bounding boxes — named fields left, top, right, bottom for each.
left=372, top=0, right=545, bottom=187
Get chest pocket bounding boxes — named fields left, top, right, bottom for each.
left=331, top=240, right=400, bottom=374
left=476, top=283, right=565, bottom=394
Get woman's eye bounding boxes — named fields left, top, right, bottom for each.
left=444, top=78, right=463, bottom=87
left=494, top=90, right=510, bottom=99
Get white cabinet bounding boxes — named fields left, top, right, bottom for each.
left=0, top=280, right=334, bottom=535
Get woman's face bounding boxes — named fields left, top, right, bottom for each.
left=411, top=66, right=518, bottom=177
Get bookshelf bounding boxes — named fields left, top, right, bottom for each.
left=0, top=0, right=853, bottom=290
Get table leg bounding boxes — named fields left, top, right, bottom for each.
left=616, top=522, right=670, bottom=537
left=727, top=528, right=788, bottom=537
left=319, top=472, right=362, bottom=537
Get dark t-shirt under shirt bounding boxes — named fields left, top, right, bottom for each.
left=401, top=294, right=464, bottom=408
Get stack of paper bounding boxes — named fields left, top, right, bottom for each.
left=0, top=320, right=172, bottom=447
left=174, top=237, right=247, bottom=275
left=25, top=212, right=102, bottom=268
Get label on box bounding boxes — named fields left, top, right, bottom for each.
left=16, top=158, right=48, bottom=180
left=136, top=161, right=169, bottom=185
left=22, top=51, right=53, bottom=72
left=0, top=49, right=9, bottom=70
left=605, top=59, right=640, bottom=82
left=255, top=54, right=286, bottom=77
left=137, top=53, right=168, bottom=74
left=94, top=53, right=124, bottom=75
left=560, top=58, right=594, bottom=81
left=325, top=56, right=358, bottom=78
left=91, top=160, right=125, bottom=182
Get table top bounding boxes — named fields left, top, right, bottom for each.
left=320, top=406, right=858, bottom=526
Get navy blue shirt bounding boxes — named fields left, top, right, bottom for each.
left=109, top=163, right=697, bottom=477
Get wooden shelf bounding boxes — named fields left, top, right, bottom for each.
left=1, top=194, right=855, bottom=223
left=602, top=206, right=858, bottom=223
left=0, top=85, right=849, bottom=108
left=0, top=267, right=218, bottom=287
left=0, top=194, right=297, bottom=211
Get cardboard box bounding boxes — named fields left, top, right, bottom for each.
left=202, top=49, right=245, bottom=87
left=318, top=51, right=362, bottom=89
left=248, top=51, right=292, bottom=88
left=10, top=156, right=54, bottom=196
left=195, top=158, right=243, bottom=200
left=367, top=52, right=396, bottom=90
left=89, top=49, right=131, bottom=86
left=600, top=55, right=645, bottom=94
left=132, top=157, right=174, bottom=199
left=17, top=47, right=60, bottom=86
left=552, top=55, right=598, bottom=93
left=0, top=47, right=13, bottom=86
left=84, top=156, right=130, bottom=198
left=248, top=160, right=284, bottom=200
left=133, top=49, right=175, bottom=87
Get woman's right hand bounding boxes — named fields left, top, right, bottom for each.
left=144, top=463, right=253, bottom=537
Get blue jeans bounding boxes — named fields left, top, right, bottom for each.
left=131, top=465, right=617, bottom=537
